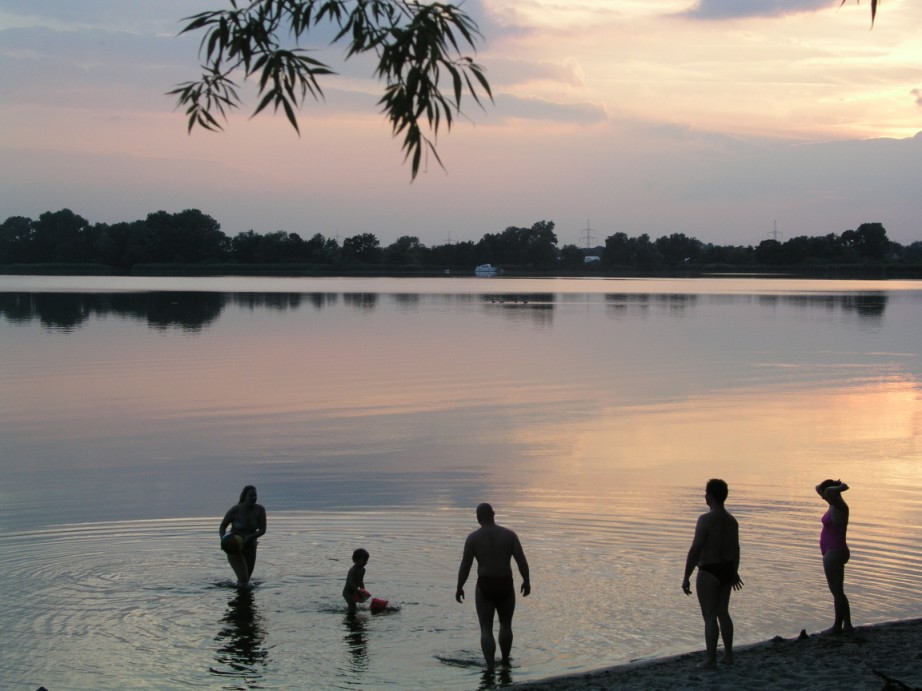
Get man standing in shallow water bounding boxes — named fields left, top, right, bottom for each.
left=456, top=503, right=531, bottom=669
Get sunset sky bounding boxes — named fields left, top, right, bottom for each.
left=1, top=0, right=920, bottom=249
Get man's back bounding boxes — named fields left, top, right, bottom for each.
left=466, top=523, right=521, bottom=577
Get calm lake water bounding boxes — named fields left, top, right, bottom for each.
left=2, top=275, right=922, bottom=690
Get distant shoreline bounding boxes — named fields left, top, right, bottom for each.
left=3, top=263, right=922, bottom=280
left=511, top=618, right=922, bottom=690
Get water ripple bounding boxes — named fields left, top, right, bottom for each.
left=5, top=495, right=922, bottom=690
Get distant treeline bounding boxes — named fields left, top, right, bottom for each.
left=2, top=209, right=920, bottom=276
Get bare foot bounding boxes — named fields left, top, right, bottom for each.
left=722, top=653, right=734, bottom=665
left=697, top=659, right=717, bottom=669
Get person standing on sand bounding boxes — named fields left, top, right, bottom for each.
left=816, top=479, right=854, bottom=634
left=456, top=503, right=531, bottom=669
left=682, top=478, right=743, bottom=668
left=219, top=485, right=267, bottom=587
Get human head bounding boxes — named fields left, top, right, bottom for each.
left=705, top=478, right=728, bottom=503
left=239, top=485, right=257, bottom=503
left=816, top=478, right=840, bottom=499
left=352, top=548, right=369, bottom=564
left=476, top=502, right=495, bottom=525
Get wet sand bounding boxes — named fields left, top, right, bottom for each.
left=512, top=619, right=922, bottom=690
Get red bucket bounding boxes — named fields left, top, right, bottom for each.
left=370, top=597, right=388, bottom=612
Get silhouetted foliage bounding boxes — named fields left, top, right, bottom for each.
left=558, top=244, right=586, bottom=270
left=2, top=209, right=918, bottom=276
left=0, top=216, right=32, bottom=264
left=476, top=221, right=558, bottom=269
left=655, top=233, right=703, bottom=267
left=384, top=236, right=426, bottom=266
left=342, top=232, right=381, bottom=264
left=31, top=210, right=92, bottom=263
left=170, top=0, right=491, bottom=180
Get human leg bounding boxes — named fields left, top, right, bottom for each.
left=244, top=542, right=258, bottom=578
left=715, top=582, right=734, bottom=663
left=227, top=553, right=250, bottom=586
left=495, top=592, right=517, bottom=665
left=822, top=550, right=853, bottom=633
left=344, top=590, right=357, bottom=612
left=474, top=586, right=498, bottom=668
left=696, top=569, right=721, bottom=667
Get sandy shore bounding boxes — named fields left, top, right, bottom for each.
left=512, top=619, right=922, bottom=690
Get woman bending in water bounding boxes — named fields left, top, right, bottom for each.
left=219, top=485, right=267, bottom=587
left=682, top=478, right=743, bottom=668
left=816, top=479, right=853, bottom=634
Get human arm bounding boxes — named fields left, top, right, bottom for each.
left=817, top=481, right=850, bottom=512
left=246, top=505, right=267, bottom=543
left=456, top=536, right=474, bottom=603
left=219, top=506, right=236, bottom=538
left=682, top=515, right=706, bottom=594
left=512, top=533, right=531, bottom=597
left=732, top=522, right=744, bottom=591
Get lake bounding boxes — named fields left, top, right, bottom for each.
left=2, top=275, right=921, bottom=689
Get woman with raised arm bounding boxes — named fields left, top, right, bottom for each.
left=816, top=479, right=853, bottom=634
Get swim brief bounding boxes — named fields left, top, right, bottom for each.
left=699, top=562, right=738, bottom=586
left=477, top=575, right=515, bottom=603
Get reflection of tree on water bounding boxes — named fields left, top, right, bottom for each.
left=344, top=292, right=378, bottom=310
left=760, top=292, right=888, bottom=319
left=0, top=287, right=894, bottom=333
left=211, top=588, right=269, bottom=686
left=137, top=293, right=224, bottom=332
left=233, top=292, right=312, bottom=311
left=602, top=292, right=890, bottom=319
left=481, top=293, right=556, bottom=327
left=0, top=292, right=94, bottom=331
left=343, top=612, right=369, bottom=673
left=0, top=292, right=225, bottom=331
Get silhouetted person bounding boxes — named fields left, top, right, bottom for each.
left=456, top=503, right=530, bottom=669
left=219, top=485, right=267, bottom=587
left=816, top=479, right=854, bottom=634
left=682, top=478, right=743, bottom=668
left=343, top=548, right=370, bottom=613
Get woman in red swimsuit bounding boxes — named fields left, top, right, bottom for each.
left=816, top=479, right=854, bottom=634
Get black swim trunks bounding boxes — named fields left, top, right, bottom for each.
left=699, top=562, right=738, bottom=586
left=477, top=575, right=515, bottom=603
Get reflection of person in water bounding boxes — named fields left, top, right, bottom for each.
left=456, top=503, right=531, bottom=670
left=212, top=588, right=268, bottom=683
left=816, top=479, right=854, bottom=634
left=682, top=478, right=743, bottom=669
left=343, top=610, right=369, bottom=672
left=219, top=485, right=266, bottom=587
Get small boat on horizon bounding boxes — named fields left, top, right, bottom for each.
left=474, top=263, right=499, bottom=277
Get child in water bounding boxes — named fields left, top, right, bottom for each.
left=343, top=548, right=370, bottom=613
